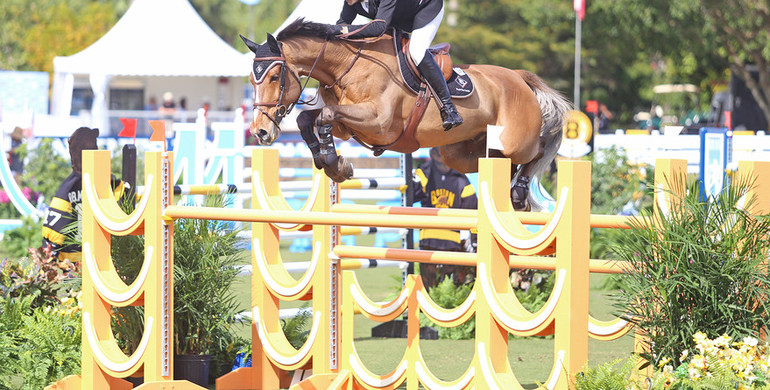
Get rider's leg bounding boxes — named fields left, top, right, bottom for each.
left=410, top=7, right=463, bottom=131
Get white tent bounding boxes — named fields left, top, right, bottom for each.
left=51, top=0, right=253, bottom=131
left=50, top=0, right=366, bottom=134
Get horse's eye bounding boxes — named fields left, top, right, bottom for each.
left=270, top=74, right=280, bottom=82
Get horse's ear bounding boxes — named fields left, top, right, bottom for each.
left=266, top=33, right=281, bottom=54
left=240, top=34, right=261, bottom=54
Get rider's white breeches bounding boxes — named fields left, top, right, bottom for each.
left=409, top=5, right=445, bottom=66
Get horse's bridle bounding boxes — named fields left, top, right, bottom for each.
left=250, top=55, right=303, bottom=130
left=251, top=39, right=364, bottom=130
left=251, top=41, right=329, bottom=130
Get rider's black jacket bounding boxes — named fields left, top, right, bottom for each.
left=337, top=0, right=443, bottom=39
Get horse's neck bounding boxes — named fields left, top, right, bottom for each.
left=284, top=38, right=394, bottom=88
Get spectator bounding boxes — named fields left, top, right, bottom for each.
left=177, top=97, right=188, bottom=122
left=597, top=103, right=614, bottom=132
left=42, top=127, right=124, bottom=261
left=412, top=147, right=477, bottom=288
left=158, top=92, right=177, bottom=119
left=8, top=126, right=25, bottom=185
left=145, top=96, right=158, bottom=111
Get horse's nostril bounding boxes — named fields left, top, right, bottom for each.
left=258, top=129, right=268, bottom=139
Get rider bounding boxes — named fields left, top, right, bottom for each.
left=334, top=0, right=463, bottom=131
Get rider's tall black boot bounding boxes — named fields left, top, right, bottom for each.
left=417, top=52, right=464, bottom=131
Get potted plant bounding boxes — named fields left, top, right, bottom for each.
left=172, top=195, right=245, bottom=386
left=110, top=194, right=245, bottom=386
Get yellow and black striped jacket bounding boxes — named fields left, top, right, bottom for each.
left=413, top=162, right=477, bottom=251
left=42, top=171, right=123, bottom=261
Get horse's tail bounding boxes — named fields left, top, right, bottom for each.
left=515, top=70, right=571, bottom=181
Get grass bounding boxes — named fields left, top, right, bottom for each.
left=229, top=231, right=635, bottom=388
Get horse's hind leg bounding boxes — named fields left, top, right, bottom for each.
left=511, top=139, right=546, bottom=211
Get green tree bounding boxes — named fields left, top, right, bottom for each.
left=191, top=0, right=301, bottom=48
left=0, top=0, right=127, bottom=72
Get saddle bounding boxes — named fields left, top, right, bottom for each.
left=394, top=29, right=475, bottom=98
left=351, top=30, right=475, bottom=156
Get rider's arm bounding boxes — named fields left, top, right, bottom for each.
left=337, top=3, right=358, bottom=25
left=336, top=0, right=396, bottom=39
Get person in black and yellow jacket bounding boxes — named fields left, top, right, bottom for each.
left=412, top=147, right=477, bottom=288
left=42, top=127, right=124, bottom=261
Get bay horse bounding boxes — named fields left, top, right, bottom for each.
left=242, top=18, right=570, bottom=210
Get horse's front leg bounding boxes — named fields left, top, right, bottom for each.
left=297, top=109, right=324, bottom=170
left=315, top=103, right=381, bottom=183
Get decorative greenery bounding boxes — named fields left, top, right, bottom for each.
left=0, top=246, right=80, bottom=308
left=611, top=175, right=770, bottom=369
left=20, top=138, right=70, bottom=203
left=0, top=186, right=39, bottom=219
left=514, top=271, right=555, bottom=313
left=656, top=332, right=770, bottom=389
left=421, top=277, right=476, bottom=340
left=2, top=217, right=43, bottom=258
left=281, top=303, right=312, bottom=350
left=0, top=293, right=82, bottom=390
left=573, top=356, right=642, bottom=390
left=173, top=195, right=246, bottom=355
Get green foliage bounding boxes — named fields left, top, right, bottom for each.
left=0, top=0, right=126, bottom=72
left=20, top=139, right=70, bottom=203
left=2, top=217, right=43, bottom=258
left=573, top=356, right=642, bottom=390
left=421, top=277, right=475, bottom=340
left=514, top=271, right=555, bottom=313
left=611, top=175, right=770, bottom=368
left=0, top=294, right=81, bottom=390
left=281, top=303, right=312, bottom=350
left=0, top=246, right=80, bottom=308
left=588, top=147, right=650, bottom=260
left=589, top=147, right=647, bottom=215
left=173, top=195, right=246, bottom=355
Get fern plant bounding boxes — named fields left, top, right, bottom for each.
left=0, top=294, right=81, bottom=390
left=573, top=356, right=642, bottom=390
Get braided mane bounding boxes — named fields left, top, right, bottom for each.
left=276, top=18, right=339, bottom=41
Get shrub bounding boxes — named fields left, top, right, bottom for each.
left=573, top=356, right=642, bottom=390
left=0, top=293, right=82, bottom=390
left=0, top=246, right=80, bottom=308
left=20, top=138, right=70, bottom=203
left=2, top=217, right=43, bottom=258
left=173, top=195, right=246, bottom=355
left=421, top=276, right=475, bottom=340
left=611, top=175, right=770, bottom=369
left=655, top=332, right=770, bottom=390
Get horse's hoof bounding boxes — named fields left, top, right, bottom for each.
left=511, top=182, right=530, bottom=211
left=323, top=166, right=347, bottom=183
left=312, top=156, right=324, bottom=170
left=337, top=156, right=354, bottom=181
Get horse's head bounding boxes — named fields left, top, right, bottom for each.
left=241, top=34, right=303, bottom=145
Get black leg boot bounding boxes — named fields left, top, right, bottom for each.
left=417, top=52, right=464, bottom=131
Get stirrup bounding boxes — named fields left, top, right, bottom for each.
left=441, top=108, right=463, bottom=131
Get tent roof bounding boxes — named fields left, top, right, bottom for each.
left=53, top=0, right=251, bottom=77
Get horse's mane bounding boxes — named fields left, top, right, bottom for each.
left=276, top=18, right=340, bottom=41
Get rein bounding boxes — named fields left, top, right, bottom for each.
left=252, top=39, right=364, bottom=128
